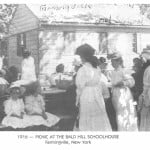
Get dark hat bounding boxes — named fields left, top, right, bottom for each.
left=107, top=51, right=122, bottom=60
left=56, top=64, right=64, bottom=73
left=142, top=45, right=150, bottom=54
left=75, top=44, right=95, bottom=58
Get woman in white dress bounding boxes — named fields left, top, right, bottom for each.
left=109, top=52, right=138, bottom=131
left=98, top=57, right=117, bottom=131
left=139, top=47, right=150, bottom=131
left=24, top=82, right=60, bottom=127
left=21, top=50, right=36, bottom=84
left=75, top=44, right=112, bottom=131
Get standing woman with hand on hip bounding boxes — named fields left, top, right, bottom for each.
left=109, top=52, right=138, bottom=131
left=75, top=44, right=112, bottom=131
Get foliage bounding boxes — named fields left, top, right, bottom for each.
left=0, top=4, right=17, bottom=34
left=133, top=4, right=150, bottom=20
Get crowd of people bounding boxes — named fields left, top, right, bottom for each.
left=0, top=43, right=150, bottom=131
left=0, top=50, right=60, bottom=130
left=73, top=44, right=150, bottom=131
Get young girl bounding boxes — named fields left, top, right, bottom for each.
left=75, top=44, right=112, bottom=131
left=109, top=52, right=138, bottom=131
left=1, top=84, right=25, bottom=129
left=24, top=82, right=60, bottom=127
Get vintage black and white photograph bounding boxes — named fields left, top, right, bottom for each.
left=0, top=3, right=150, bottom=132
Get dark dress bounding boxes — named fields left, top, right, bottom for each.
left=131, top=63, right=148, bottom=126
left=131, top=68, right=144, bottom=102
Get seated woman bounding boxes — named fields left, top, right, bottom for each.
left=24, top=82, right=60, bottom=127
left=50, top=64, right=65, bottom=86
left=1, top=84, right=26, bottom=129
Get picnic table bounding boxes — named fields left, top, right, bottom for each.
left=42, top=87, right=77, bottom=131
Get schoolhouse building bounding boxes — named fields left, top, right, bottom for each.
left=7, top=4, right=150, bottom=77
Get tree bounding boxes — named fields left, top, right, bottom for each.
left=0, top=4, right=17, bottom=35
left=131, top=4, right=150, bottom=20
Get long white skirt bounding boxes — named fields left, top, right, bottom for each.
left=78, top=86, right=112, bottom=131
left=2, top=113, right=60, bottom=129
left=112, top=87, right=138, bottom=131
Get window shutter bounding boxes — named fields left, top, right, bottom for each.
left=133, top=33, right=137, bottom=53
left=17, top=34, right=22, bottom=56
left=99, top=32, right=108, bottom=54
left=17, top=33, right=26, bottom=57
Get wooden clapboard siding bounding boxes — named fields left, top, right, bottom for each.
left=8, top=35, right=22, bottom=71
left=9, top=4, right=39, bottom=35
left=8, top=30, right=39, bottom=74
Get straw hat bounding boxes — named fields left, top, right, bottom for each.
left=141, top=45, right=150, bottom=60
left=10, top=81, right=21, bottom=89
left=9, top=82, right=21, bottom=94
left=107, top=51, right=122, bottom=60
left=9, top=81, right=27, bottom=95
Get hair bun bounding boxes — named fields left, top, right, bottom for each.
left=75, top=44, right=95, bottom=58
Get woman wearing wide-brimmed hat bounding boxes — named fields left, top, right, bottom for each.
left=75, top=44, right=111, bottom=131
left=109, top=51, right=138, bottom=131
left=1, top=83, right=26, bottom=129
left=139, top=46, right=150, bottom=131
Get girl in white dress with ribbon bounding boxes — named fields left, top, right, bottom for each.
left=24, top=82, right=60, bottom=127
left=75, top=44, right=112, bottom=131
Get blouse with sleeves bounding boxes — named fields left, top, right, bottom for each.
left=4, top=98, right=24, bottom=116
left=21, top=56, right=36, bottom=82
left=25, top=95, right=45, bottom=115
left=76, top=63, right=110, bottom=102
left=111, top=67, right=135, bottom=88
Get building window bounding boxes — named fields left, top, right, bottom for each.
left=133, top=33, right=137, bottom=53
left=17, top=33, right=26, bottom=56
left=99, top=32, right=108, bottom=54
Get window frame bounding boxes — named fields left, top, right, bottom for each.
left=17, top=33, right=26, bottom=57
